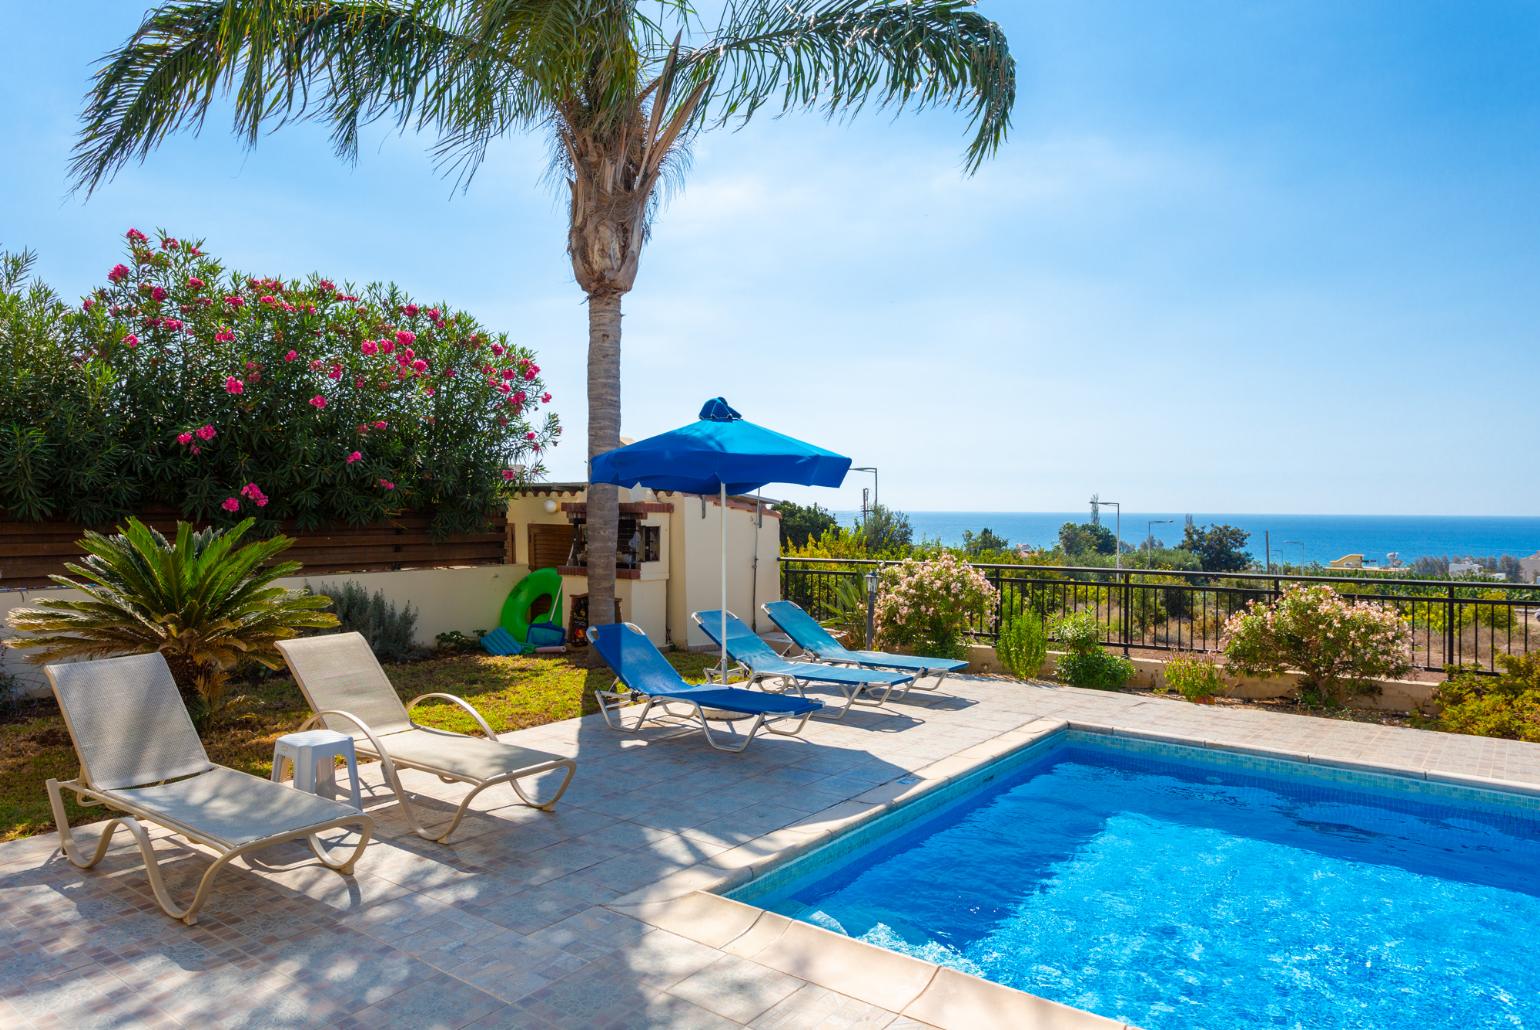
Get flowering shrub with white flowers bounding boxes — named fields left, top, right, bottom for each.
left=1222, top=584, right=1411, bottom=707
left=873, top=553, right=998, bottom=660
left=0, top=230, right=558, bottom=535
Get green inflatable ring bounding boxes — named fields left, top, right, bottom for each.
left=501, top=567, right=565, bottom=646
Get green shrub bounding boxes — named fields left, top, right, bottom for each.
left=323, top=581, right=419, bottom=662
left=1049, top=610, right=1134, bottom=689
left=996, top=606, right=1048, bottom=679
left=1162, top=653, right=1227, bottom=702
left=1055, top=650, right=1135, bottom=690
left=1222, top=584, right=1411, bottom=707
left=1433, top=654, right=1540, bottom=742
left=434, top=629, right=481, bottom=655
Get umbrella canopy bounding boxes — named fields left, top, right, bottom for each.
left=589, top=398, right=851, bottom=495
left=589, top=398, right=851, bottom=678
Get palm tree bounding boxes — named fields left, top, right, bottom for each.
left=71, top=0, right=1015, bottom=630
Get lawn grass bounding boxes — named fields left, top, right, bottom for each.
left=0, top=646, right=719, bottom=843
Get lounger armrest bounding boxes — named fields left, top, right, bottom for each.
left=302, top=708, right=399, bottom=764
left=407, top=693, right=496, bottom=739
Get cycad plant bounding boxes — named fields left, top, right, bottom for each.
left=70, top=0, right=1017, bottom=639
left=6, top=518, right=338, bottom=720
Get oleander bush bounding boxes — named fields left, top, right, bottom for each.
left=0, top=229, right=559, bottom=535
left=1433, top=654, right=1540, bottom=743
left=874, top=553, right=998, bottom=660
left=1222, top=584, right=1411, bottom=707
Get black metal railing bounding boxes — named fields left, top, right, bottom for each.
left=779, top=557, right=1540, bottom=674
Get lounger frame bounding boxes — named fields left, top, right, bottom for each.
left=689, top=611, right=908, bottom=719
left=589, top=623, right=817, bottom=752
left=296, top=698, right=575, bottom=843
left=279, top=634, right=575, bottom=843
left=762, top=601, right=958, bottom=692
left=45, top=775, right=371, bottom=925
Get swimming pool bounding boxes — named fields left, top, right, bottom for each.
left=731, top=731, right=1540, bottom=1029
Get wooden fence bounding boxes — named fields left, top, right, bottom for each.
left=0, top=510, right=511, bottom=588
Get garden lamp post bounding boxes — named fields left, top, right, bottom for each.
left=864, top=568, right=880, bottom=649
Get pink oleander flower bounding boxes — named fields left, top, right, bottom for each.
left=150, top=286, right=167, bottom=302
left=360, top=340, right=378, bottom=356
left=225, top=295, right=244, bottom=308
left=225, top=376, right=244, bottom=395
left=396, top=329, right=415, bottom=347
left=259, top=295, right=278, bottom=305
left=221, top=497, right=240, bottom=512
left=490, top=343, right=504, bottom=356
left=346, top=451, right=362, bottom=464
left=309, top=395, right=327, bottom=410
left=541, top=391, right=552, bottom=403
left=380, top=339, right=395, bottom=355
left=423, top=386, right=435, bottom=397
left=161, top=318, right=184, bottom=332
left=512, top=390, right=526, bottom=404
left=160, top=237, right=179, bottom=250
left=214, top=328, right=235, bottom=343
left=123, top=333, right=139, bottom=349
left=401, top=304, right=419, bottom=317
left=82, top=298, right=95, bottom=311
left=355, top=376, right=365, bottom=389
left=523, top=366, right=537, bottom=381
left=196, top=424, right=216, bottom=441
left=107, top=263, right=130, bottom=282
left=327, top=363, right=343, bottom=380
left=176, top=432, right=193, bottom=446
left=502, top=367, right=516, bottom=381
left=309, top=359, right=323, bottom=371
left=502, top=469, right=516, bottom=481
left=497, top=382, right=511, bottom=395
left=189, top=444, right=201, bottom=455
left=187, top=276, right=204, bottom=290
left=281, top=350, right=296, bottom=362
left=525, top=431, right=537, bottom=441
left=426, top=307, right=441, bottom=321
left=445, top=368, right=457, bottom=378
left=373, top=420, right=387, bottom=430
left=378, top=479, right=395, bottom=490
left=319, top=279, right=335, bottom=292
left=126, top=228, right=147, bottom=242
left=411, top=359, right=428, bottom=373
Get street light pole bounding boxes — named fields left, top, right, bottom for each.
left=852, top=466, right=878, bottom=523
left=1091, top=498, right=1122, bottom=570
left=1146, top=519, right=1173, bottom=568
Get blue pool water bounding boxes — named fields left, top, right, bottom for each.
left=734, top=733, right=1540, bottom=1029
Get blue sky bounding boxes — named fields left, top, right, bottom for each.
left=3, top=1, right=1537, bottom=516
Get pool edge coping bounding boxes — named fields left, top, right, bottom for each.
left=604, top=712, right=1540, bottom=1030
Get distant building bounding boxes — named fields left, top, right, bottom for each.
left=1329, top=554, right=1366, bottom=569
left=1449, top=559, right=1506, bottom=581
left=1521, top=552, right=1540, bottom=585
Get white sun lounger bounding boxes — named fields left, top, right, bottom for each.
left=44, top=652, right=373, bottom=925
left=277, top=632, right=576, bottom=842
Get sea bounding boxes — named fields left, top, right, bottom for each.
left=834, top=512, right=1540, bottom=566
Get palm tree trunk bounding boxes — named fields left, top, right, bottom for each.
left=585, top=289, right=623, bottom=629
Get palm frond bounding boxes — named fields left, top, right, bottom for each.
left=683, top=0, right=1014, bottom=172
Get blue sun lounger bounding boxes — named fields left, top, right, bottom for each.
left=762, top=600, right=968, bottom=691
left=691, top=610, right=915, bottom=718
left=587, top=623, right=822, bottom=753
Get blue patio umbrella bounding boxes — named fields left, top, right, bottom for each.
left=589, top=398, right=851, bottom=675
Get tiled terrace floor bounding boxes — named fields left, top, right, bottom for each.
left=5, top=675, right=1540, bottom=1029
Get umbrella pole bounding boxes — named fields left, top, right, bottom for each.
left=720, top=483, right=729, bottom=682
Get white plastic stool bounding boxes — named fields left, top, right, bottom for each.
left=272, top=729, right=362, bottom=811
